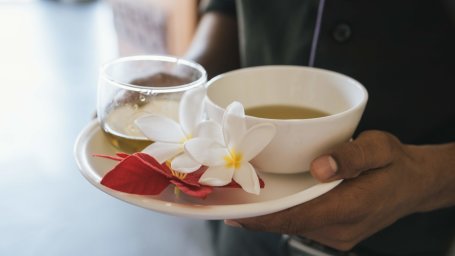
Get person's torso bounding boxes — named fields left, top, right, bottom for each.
left=236, top=0, right=455, bottom=254
left=237, top=0, right=455, bottom=144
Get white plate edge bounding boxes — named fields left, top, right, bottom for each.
left=74, top=120, right=342, bottom=220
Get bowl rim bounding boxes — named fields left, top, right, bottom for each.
left=205, top=65, right=368, bottom=124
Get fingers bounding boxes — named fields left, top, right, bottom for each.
left=311, top=130, right=399, bottom=182
left=226, top=184, right=349, bottom=234
left=224, top=170, right=400, bottom=251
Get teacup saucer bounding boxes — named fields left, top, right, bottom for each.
left=74, top=120, right=342, bottom=220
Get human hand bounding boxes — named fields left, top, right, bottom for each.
left=225, top=130, right=436, bottom=251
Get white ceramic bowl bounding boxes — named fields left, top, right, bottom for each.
left=205, top=66, right=368, bottom=174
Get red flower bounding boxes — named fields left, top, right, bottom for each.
left=94, top=152, right=265, bottom=199
left=96, top=153, right=213, bottom=199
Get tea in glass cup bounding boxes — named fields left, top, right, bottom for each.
left=97, top=55, right=207, bottom=153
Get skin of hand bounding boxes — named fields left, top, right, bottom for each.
left=225, top=130, right=455, bottom=251
left=184, top=12, right=240, bottom=78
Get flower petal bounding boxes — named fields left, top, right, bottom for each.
left=233, top=162, right=260, bottom=195
left=100, top=154, right=170, bottom=195
left=238, top=123, right=276, bottom=162
left=171, top=153, right=202, bottom=173
left=93, top=154, right=126, bottom=162
left=170, top=180, right=213, bottom=199
left=184, top=138, right=229, bottom=166
left=223, top=101, right=247, bottom=148
left=141, top=142, right=182, bottom=163
left=135, top=115, right=185, bottom=143
left=199, top=166, right=235, bottom=186
left=179, top=87, right=206, bottom=135
left=194, top=120, right=224, bottom=145
left=226, top=101, right=245, bottom=117
left=179, top=166, right=207, bottom=186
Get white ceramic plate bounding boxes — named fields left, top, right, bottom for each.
left=74, top=120, right=342, bottom=220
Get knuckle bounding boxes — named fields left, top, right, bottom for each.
left=362, top=130, right=400, bottom=153
left=331, top=144, right=363, bottom=178
left=336, top=130, right=401, bottom=174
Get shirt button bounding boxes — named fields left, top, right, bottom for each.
left=332, top=23, right=352, bottom=43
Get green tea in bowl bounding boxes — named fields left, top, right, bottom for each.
left=205, top=66, right=368, bottom=174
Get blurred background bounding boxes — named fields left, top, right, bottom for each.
left=0, top=0, right=214, bottom=255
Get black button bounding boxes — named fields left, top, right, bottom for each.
left=332, top=23, right=352, bottom=43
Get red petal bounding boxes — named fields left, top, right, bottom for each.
left=170, top=180, right=213, bottom=199
left=133, top=152, right=173, bottom=178
left=100, top=154, right=170, bottom=195
left=115, top=152, right=130, bottom=159
left=93, top=154, right=126, bottom=161
left=179, top=166, right=208, bottom=187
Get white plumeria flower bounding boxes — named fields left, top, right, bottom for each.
left=184, top=102, right=276, bottom=195
left=135, top=87, right=208, bottom=173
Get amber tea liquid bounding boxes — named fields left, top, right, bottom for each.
left=245, top=105, right=329, bottom=119
left=101, top=99, right=180, bottom=153
left=102, top=128, right=152, bottom=153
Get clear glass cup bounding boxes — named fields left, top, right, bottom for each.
left=97, top=55, right=207, bottom=153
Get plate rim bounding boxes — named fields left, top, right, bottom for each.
left=74, top=120, right=342, bottom=220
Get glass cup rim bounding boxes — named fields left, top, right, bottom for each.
left=100, top=55, right=207, bottom=93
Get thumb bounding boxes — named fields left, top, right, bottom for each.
left=310, top=130, right=398, bottom=182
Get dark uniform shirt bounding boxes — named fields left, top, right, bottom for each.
left=205, top=0, right=455, bottom=255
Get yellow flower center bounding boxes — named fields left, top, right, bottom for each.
left=171, top=170, right=188, bottom=180
left=180, top=134, right=192, bottom=145
left=166, top=161, right=188, bottom=180
left=224, top=149, right=243, bottom=169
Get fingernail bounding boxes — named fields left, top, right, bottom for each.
left=312, top=155, right=338, bottom=181
left=224, top=220, right=242, bottom=228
